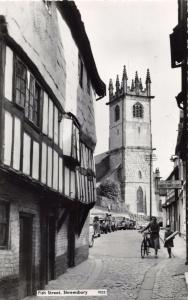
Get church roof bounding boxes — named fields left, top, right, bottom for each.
left=95, top=152, right=121, bottom=183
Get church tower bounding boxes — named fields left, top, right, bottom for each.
left=107, top=67, right=154, bottom=215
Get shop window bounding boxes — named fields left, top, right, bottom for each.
left=133, top=102, right=144, bottom=118
left=0, top=201, right=9, bottom=248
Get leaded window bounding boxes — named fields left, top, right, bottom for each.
left=133, top=102, right=144, bottom=118
left=14, top=56, right=41, bottom=127
left=15, top=57, right=27, bottom=107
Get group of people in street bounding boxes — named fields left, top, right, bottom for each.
left=141, top=216, right=175, bottom=258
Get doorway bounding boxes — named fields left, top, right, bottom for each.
left=19, top=213, right=33, bottom=299
left=41, top=215, right=56, bottom=285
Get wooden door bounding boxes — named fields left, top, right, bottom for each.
left=19, top=214, right=33, bottom=299
left=41, top=215, right=56, bottom=285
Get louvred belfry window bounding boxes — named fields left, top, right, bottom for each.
left=133, top=102, right=143, bottom=118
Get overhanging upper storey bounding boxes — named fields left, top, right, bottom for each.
left=57, top=1, right=106, bottom=98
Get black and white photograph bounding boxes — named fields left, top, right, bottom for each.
left=0, top=0, right=187, bottom=299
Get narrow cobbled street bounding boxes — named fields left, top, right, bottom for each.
left=26, top=230, right=188, bottom=300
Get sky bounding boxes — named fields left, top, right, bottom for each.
left=76, top=0, right=181, bottom=180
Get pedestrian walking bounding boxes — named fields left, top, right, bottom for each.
left=164, top=225, right=174, bottom=258
left=141, top=216, right=160, bottom=258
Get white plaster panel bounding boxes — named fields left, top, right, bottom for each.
left=4, top=111, right=13, bottom=166
left=62, top=118, right=72, bottom=156
left=41, top=142, right=47, bottom=184
left=76, top=170, right=80, bottom=200
left=42, top=92, right=48, bottom=135
left=32, top=141, right=39, bottom=180
left=23, top=133, right=31, bottom=175
left=64, top=166, right=70, bottom=196
left=47, top=146, right=52, bottom=187
left=48, top=99, right=53, bottom=140
left=53, top=150, right=58, bottom=191
left=70, top=171, right=76, bottom=199
left=54, top=106, right=58, bottom=145
left=4, top=46, right=13, bottom=101
left=59, top=119, right=63, bottom=150
left=58, top=157, right=63, bottom=193
left=13, top=117, right=21, bottom=170
left=85, top=176, right=88, bottom=203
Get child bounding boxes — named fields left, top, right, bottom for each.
left=164, top=225, right=174, bottom=258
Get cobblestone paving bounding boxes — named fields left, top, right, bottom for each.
left=25, top=231, right=188, bottom=300
left=86, top=256, right=158, bottom=300
left=151, top=257, right=188, bottom=300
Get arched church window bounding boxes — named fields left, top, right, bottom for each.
left=138, top=171, right=142, bottom=179
left=137, top=186, right=144, bottom=213
left=133, top=102, right=143, bottom=118
left=115, top=105, right=120, bottom=122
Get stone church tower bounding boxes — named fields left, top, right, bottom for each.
left=106, top=67, right=155, bottom=215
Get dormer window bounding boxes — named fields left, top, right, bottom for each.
left=133, top=102, right=143, bottom=118
left=115, top=105, right=120, bottom=122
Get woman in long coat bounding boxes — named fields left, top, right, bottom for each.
left=141, top=216, right=160, bottom=258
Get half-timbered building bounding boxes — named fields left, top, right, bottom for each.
left=0, top=2, right=106, bottom=299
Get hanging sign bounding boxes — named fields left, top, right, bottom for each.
left=158, top=180, right=182, bottom=190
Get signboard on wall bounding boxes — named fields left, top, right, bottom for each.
left=158, top=180, right=182, bottom=190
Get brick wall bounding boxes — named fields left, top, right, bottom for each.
left=75, top=215, right=89, bottom=266
left=56, top=214, right=69, bottom=277
left=0, top=178, right=41, bottom=299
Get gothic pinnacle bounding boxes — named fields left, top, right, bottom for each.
left=108, top=78, right=114, bottom=91
left=116, top=75, right=120, bottom=91
left=139, top=78, right=143, bottom=90
left=135, top=71, right=139, bottom=83
left=131, top=79, right=135, bottom=91
left=122, top=65, right=128, bottom=81
left=146, top=68, right=151, bottom=84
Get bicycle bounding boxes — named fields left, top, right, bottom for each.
left=141, top=231, right=150, bottom=258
